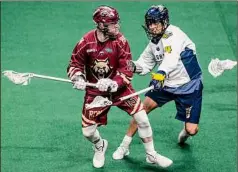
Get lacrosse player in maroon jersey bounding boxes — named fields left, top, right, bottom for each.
left=67, top=5, right=172, bottom=168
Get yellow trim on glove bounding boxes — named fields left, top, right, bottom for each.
left=151, top=72, right=165, bottom=81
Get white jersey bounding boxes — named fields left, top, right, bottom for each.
left=134, top=24, right=202, bottom=89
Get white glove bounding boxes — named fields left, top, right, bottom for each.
left=71, top=75, right=86, bottom=90
left=96, top=78, right=118, bottom=92
left=132, top=61, right=143, bottom=73
left=128, top=60, right=143, bottom=74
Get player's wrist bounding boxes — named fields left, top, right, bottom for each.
left=156, top=70, right=166, bottom=76
left=71, top=71, right=86, bottom=82
left=133, top=61, right=143, bottom=74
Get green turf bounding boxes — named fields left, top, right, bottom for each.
left=1, top=2, right=237, bottom=172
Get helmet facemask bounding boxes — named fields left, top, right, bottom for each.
left=142, top=5, right=169, bottom=44
left=96, top=21, right=120, bottom=39
left=93, top=6, right=120, bottom=40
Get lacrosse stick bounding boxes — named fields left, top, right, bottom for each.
left=208, top=58, right=237, bottom=78
left=2, top=70, right=97, bottom=87
left=85, top=85, right=154, bottom=109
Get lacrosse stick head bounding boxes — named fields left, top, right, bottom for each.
left=208, top=58, right=237, bottom=78
left=85, top=96, right=112, bottom=109
left=2, top=70, right=33, bottom=85
left=219, top=59, right=237, bottom=70
left=208, top=58, right=224, bottom=77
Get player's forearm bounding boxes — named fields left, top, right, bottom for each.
left=68, top=38, right=87, bottom=80
left=113, top=71, right=132, bottom=89
left=133, top=47, right=156, bottom=75
left=67, top=61, right=85, bottom=80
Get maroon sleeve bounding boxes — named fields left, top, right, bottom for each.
left=113, top=36, right=133, bottom=89
left=67, top=38, right=87, bottom=80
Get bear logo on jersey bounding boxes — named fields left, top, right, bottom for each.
left=92, top=58, right=113, bottom=79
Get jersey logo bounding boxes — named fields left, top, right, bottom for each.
left=164, top=46, right=172, bottom=53
left=105, top=48, right=113, bottom=53
left=155, top=54, right=164, bottom=63
left=89, top=110, right=103, bottom=119
left=162, top=32, right=173, bottom=39
left=91, top=58, right=113, bottom=79
left=86, top=48, right=97, bottom=53
left=186, top=106, right=192, bottom=119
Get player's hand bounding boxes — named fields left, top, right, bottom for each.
left=129, top=60, right=143, bottom=73
left=96, top=78, right=118, bottom=92
left=71, top=75, right=87, bottom=91
left=150, top=71, right=166, bottom=89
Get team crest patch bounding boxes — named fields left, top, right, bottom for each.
left=105, top=48, right=113, bottom=53
left=162, top=32, right=173, bottom=39
left=164, top=46, right=172, bottom=53
left=91, top=58, right=113, bottom=79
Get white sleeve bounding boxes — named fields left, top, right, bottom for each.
left=134, top=44, right=156, bottom=75
left=158, top=34, right=184, bottom=74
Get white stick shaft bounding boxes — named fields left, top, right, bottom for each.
left=32, top=73, right=97, bottom=87
left=119, top=85, right=154, bottom=101
left=33, top=73, right=71, bottom=83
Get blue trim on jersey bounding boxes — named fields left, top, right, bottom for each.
left=180, top=47, right=202, bottom=80
left=164, top=77, right=202, bottom=94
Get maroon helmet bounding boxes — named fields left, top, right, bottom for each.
left=93, top=5, right=120, bottom=24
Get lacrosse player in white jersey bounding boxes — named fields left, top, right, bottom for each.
left=113, top=4, right=203, bottom=160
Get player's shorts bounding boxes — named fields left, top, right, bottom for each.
left=82, top=84, right=144, bottom=127
left=145, top=83, right=203, bottom=124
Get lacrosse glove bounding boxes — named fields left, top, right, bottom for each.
left=71, top=74, right=87, bottom=91
left=96, top=78, right=118, bottom=92
left=150, top=70, right=166, bottom=89
left=129, top=60, right=143, bottom=74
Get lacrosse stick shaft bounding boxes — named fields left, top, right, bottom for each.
left=119, top=85, right=154, bottom=101
left=32, top=74, right=96, bottom=87
left=85, top=86, right=155, bottom=109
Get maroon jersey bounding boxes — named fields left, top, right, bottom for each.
left=67, top=30, right=133, bottom=95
